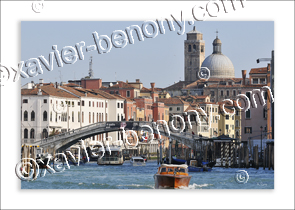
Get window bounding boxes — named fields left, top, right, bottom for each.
left=106, top=113, right=108, bottom=121
left=89, top=101, right=91, bottom=107
left=127, top=90, right=130, bottom=97
left=215, top=108, right=217, bottom=112
left=24, top=129, right=28, bottom=139
left=121, top=114, right=124, bottom=121
left=116, top=91, right=119, bottom=94
left=102, top=102, right=103, bottom=108
left=232, top=125, right=234, bottom=130
left=110, top=91, right=114, bottom=94
left=245, top=109, right=251, bottom=119
left=236, top=111, right=239, bottom=116
left=260, top=78, right=266, bottom=84
left=23, top=99, right=28, bottom=103
left=82, top=112, right=84, bottom=123
left=82, top=101, right=85, bottom=106
left=227, top=90, right=229, bottom=96
left=44, top=99, right=47, bottom=103
left=78, top=112, right=80, bottom=122
left=238, top=90, right=241, bottom=94
left=246, top=92, right=251, bottom=103
left=42, top=129, right=48, bottom=138
left=121, top=103, right=123, bottom=108
left=24, top=111, right=28, bottom=121
left=93, top=102, right=94, bottom=107
left=99, top=113, right=101, bottom=122
left=78, top=101, right=80, bottom=106
left=118, top=114, right=120, bottom=121
left=232, top=115, right=234, bottom=120
left=220, top=90, right=223, bottom=96
left=43, top=111, right=47, bottom=121
left=188, top=45, right=191, bottom=52
left=177, top=107, right=180, bottom=111
left=210, top=91, right=215, bottom=96
left=228, top=82, right=232, bottom=85
left=106, top=102, right=107, bottom=108
left=244, top=127, right=252, bottom=134
left=193, top=45, right=196, bottom=51
left=226, top=124, right=229, bottom=130
left=93, top=112, right=94, bottom=123
left=89, top=112, right=91, bottom=123
left=235, top=120, right=239, bottom=127
left=72, top=111, right=74, bottom=122
left=30, top=129, right=35, bottom=139
left=97, top=102, right=98, bottom=107
left=55, top=113, right=58, bottom=122
left=201, top=46, right=204, bottom=52
left=50, top=111, right=52, bottom=122
left=253, top=78, right=259, bottom=84
left=72, top=101, right=74, bottom=107
left=169, top=107, right=172, bottom=111
left=226, top=115, right=229, bottom=120
left=31, top=111, right=35, bottom=121
left=117, top=103, right=120, bottom=108
left=233, top=90, right=236, bottom=96
left=102, top=113, right=104, bottom=122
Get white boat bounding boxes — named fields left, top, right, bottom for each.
left=97, top=146, right=124, bottom=165
left=130, top=156, right=146, bottom=166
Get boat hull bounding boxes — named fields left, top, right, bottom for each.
left=154, top=174, right=191, bottom=189
left=188, top=166, right=204, bottom=172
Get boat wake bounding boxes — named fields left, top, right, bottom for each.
left=178, top=183, right=213, bottom=189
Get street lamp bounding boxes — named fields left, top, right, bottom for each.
left=260, top=126, right=263, bottom=160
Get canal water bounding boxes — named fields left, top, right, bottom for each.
left=21, top=160, right=274, bottom=189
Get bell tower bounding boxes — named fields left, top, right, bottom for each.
left=184, top=26, right=205, bottom=82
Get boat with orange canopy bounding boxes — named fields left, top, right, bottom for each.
left=154, top=164, right=191, bottom=189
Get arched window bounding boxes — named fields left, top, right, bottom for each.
left=30, top=128, right=35, bottom=139
left=42, top=129, right=48, bottom=139
left=72, top=111, right=74, bottom=122
left=99, top=113, right=101, bottom=122
left=235, top=120, right=239, bottom=127
left=24, top=129, right=28, bottom=139
left=97, top=113, right=98, bottom=123
left=117, top=114, right=120, bottom=121
left=78, top=112, right=80, bottom=122
left=31, top=111, right=35, bottom=121
left=102, top=113, right=104, bottom=122
left=89, top=112, right=91, bottom=123
left=193, top=44, right=196, bottom=51
left=43, top=111, right=47, bottom=121
left=24, top=111, right=28, bottom=121
left=50, top=111, right=52, bottom=121
left=93, top=112, right=94, bottom=123
left=188, top=45, right=191, bottom=52
left=106, top=113, right=108, bottom=121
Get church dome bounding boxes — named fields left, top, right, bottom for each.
left=201, top=35, right=235, bottom=78
left=201, top=54, right=235, bottom=78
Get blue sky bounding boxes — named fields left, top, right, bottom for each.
left=21, top=21, right=273, bottom=88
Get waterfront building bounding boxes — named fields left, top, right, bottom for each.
left=21, top=80, right=125, bottom=146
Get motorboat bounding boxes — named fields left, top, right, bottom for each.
left=154, top=164, right=191, bottom=189
left=130, top=156, right=146, bottom=166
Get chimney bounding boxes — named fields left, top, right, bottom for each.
left=37, top=88, right=42, bottom=95
left=150, top=82, right=155, bottom=91
left=126, top=80, right=128, bottom=84
left=136, top=79, right=140, bottom=83
left=242, top=70, right=247, bottom=85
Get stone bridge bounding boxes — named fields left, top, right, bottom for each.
left=34, top=121, right=206, bottom=154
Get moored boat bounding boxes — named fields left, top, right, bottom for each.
left=188, top=160, right=204, bottom=172
left=154, top=164, right=191, bottom=189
